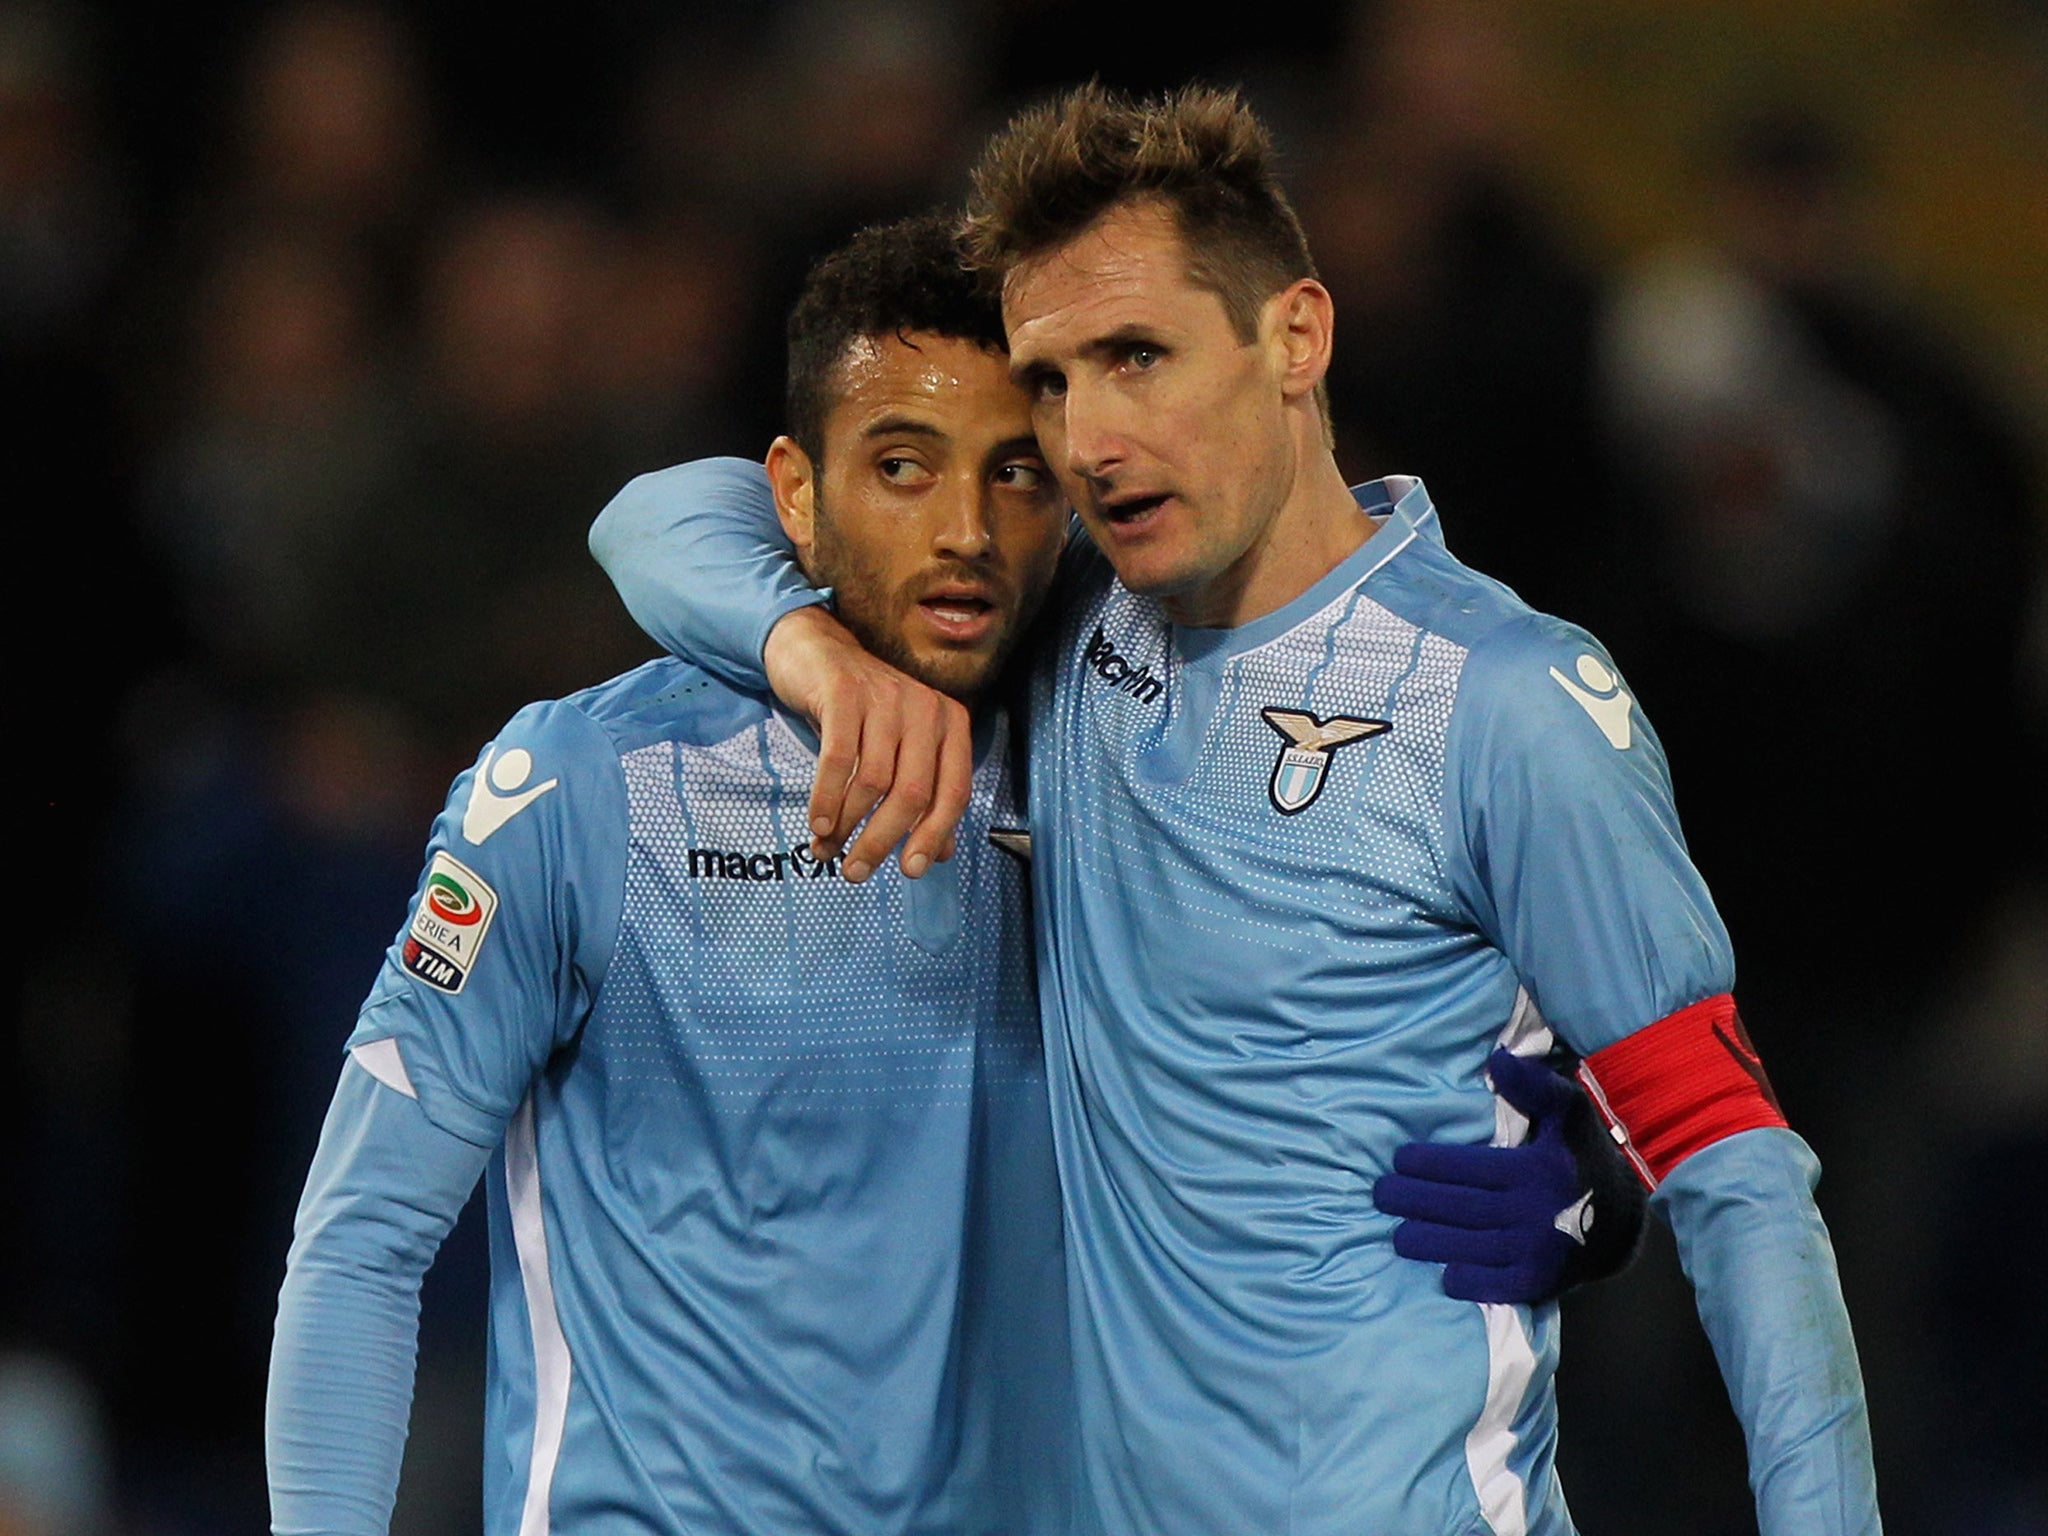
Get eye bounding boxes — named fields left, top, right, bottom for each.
left=1030, top=370, right=1067, bottom=402
left=878, top=455, right=934, bottom=486
left=1127, top=344, right=1162, bottom=370
left=993, top=461, right=1049, bottom=493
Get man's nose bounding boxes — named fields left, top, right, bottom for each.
left=1061, top=378, right=1126, bottom=482
left=931, top=483, right=993, bottom=561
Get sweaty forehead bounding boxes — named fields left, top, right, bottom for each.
left=822, top=330, right=1030, bottom=441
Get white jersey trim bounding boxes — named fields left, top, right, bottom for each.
left=1468, top=1304, right=1537, bottom=1536
left=1464, top=990, right=1554, bottom=1536
left=1228, top=524, right=1422, bottom=668
left=349, top=1037, right=418, bottom=1099
left=507, top=1095, right=573, bottom=1536
left=1489, top=988, right=1554, bottom=1146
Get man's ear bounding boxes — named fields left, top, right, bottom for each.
left=1265, top=278, right=1336, bottom=403
left=766, top=435, right=818, bottom=564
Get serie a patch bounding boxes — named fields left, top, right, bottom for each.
left=403, top=851, right=500, bottom=993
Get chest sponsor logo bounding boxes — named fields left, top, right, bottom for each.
left=1082, top=625, right=1164, bottom=705
left=1548, top=653, right=1635, bottom=750
left=404, top=851, right=499, bottom=993
left=462, top=745, right=560, bottom=844
left=686, top=843, right=844, bottom=882
left=1259, top=708, right=1392, bottom=815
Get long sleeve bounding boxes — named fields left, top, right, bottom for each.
left=1658, top=1128, right=1881, bottom=1535
left=269, top=684, right=624, bottom=1530
left=587, top=457, right=823, bottom=693
left=1444, top=615, right=1879, bottom=1531
left=588, top=458, right=1097, bottom=694
left=267, top=1059, right=495, bottom=1536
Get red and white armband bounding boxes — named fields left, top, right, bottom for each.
left=1576, top=993, right=1788, bottom=1190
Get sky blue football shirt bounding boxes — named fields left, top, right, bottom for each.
left=588, top=461, right=1879, bottom=1536
left=269, top=658, right=1070, bottom=1535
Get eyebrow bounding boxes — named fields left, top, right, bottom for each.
left=1009, top=355, right=1055, bottom=389
left=860, top=415, right=947, bottom=441
left=983, top=433, right=1044, bottom=468
left=1010, top=323, right=1165, bottom=385
left=1086, top=324, right=1166, bottom=356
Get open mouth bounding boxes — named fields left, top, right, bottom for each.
left=917, top=591, right=1000, bottom=641
left=922, top=595, right=993, bottom=622
left=1100, top=493, right=1170, bottom=527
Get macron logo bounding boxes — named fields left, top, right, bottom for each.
left=1553, top=1190, right=1595, bottom=1246
left=1548, top=653, right=1635, bottom=750
left=462, top=746, right=559, bottom=845
left=1082, top=626, right=1165, bottom=705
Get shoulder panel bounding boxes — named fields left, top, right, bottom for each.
left=1439, top=603, right=1734, bottom=1055
left=347, top=691, right=634, bottom=1145
left=567, top=656, right=774, bottom=756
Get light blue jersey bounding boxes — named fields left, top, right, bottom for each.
left=1025, top=479, right=1720, bottom=1535
left=268, top=658, right=1070, bottom=1535
left=590, top=461, right=1880, bottom=1536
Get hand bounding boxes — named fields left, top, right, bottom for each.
left=1373, top=1049, right=1602, bottom=1305
left=762, top=606, right=974, bottom=882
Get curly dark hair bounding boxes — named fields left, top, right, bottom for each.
left=962, top=82, right=1316, bottom=343
left=785, top=210, right=1005, bottom=464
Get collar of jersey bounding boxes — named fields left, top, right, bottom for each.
left=1171, top=475, right=1438, bottom=667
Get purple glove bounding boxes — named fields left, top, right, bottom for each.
left=1373, top=1048, right=1640, bottom=1304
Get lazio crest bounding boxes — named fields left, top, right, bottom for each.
left=1259, top=708, right=1392, bottom=815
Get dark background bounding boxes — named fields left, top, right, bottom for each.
left=7, top=1, right=2046, bottom=1532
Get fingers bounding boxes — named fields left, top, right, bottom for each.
left=1374, top=1171, right=1516, bottom=1230
left=839, top=710, right=936, bottom=882
left=1391, top=1220, right=1524, bottom=1268
left=1486, top=1047, right=1579, bottom=1124
left=807, top=688, right=864, bottom=856
left=1389, top=1142, right=1524, bottom=1192
left=900, top=703, right=974, bottom=879
left=766, top=605, right=975, bottom=884
left=836, top=690, right=972, bottom=884
left=769, top=608, right=864, bottom=846
left=831, top=697, right=914, bottom=874
left=1442, top=1258, right=1563, bottom=1306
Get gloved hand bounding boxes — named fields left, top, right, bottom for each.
left=1373, top=1048, right=1645, bottom=1304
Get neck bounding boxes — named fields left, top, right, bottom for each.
left=1164, top=442, right=1369, bottom=630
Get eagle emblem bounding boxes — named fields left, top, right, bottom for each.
left=1258, top=708, right=1391, bottom=814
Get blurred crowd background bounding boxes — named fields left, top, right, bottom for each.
left=6, top=0, right=2046, bottom=1532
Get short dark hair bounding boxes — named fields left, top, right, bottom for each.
left=962, top=82, right=1317, bottom=343
left=785, top=210, right=1006, bottom=464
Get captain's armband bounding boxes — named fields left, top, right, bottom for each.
left=1576, top=993, right=1789, bottom=1190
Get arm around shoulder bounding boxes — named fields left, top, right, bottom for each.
left=588, top=458, right=826, bottom=692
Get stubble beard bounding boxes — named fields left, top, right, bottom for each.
left=809, top=502, right=1007, bottom=705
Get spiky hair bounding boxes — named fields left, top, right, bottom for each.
left=963, top=81, right=1317, bottom=341
left=785, top=209, right=1006, bottom=463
